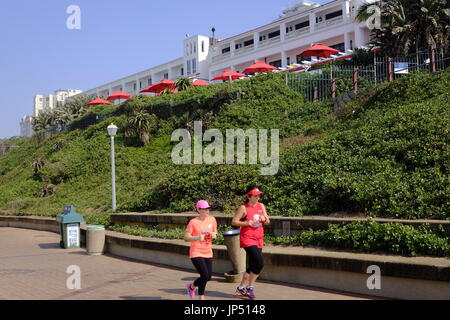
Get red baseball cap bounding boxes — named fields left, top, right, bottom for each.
left=246, top=188, right=264, bottom=196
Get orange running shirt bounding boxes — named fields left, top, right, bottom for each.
left=185, top=216, right=217, bottom=259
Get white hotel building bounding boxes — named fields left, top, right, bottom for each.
left=79, top=0, right=374, bottom=98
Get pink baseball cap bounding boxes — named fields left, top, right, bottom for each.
left=196, top=200, right=211, bottom=209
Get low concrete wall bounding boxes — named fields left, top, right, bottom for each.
left=1, top=215, right=450, bottom=300
left=0, top=216, right=61, bottom=233
left=111, top=212, right=450, bottom=237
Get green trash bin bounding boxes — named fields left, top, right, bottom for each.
left=56, top=205, right=84, bottom=249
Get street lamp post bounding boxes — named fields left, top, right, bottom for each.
left=107, top=124, right=118, bottom=212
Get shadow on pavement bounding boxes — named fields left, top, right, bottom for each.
left=38, top=243, right=60, bottom=249
left=181, top=277, right=198, bottom=282
left=120, top=296, right=163, bottom=300
left=68, top=251, right=89, bottom=255
left=159, top=288, right=238, bottom=300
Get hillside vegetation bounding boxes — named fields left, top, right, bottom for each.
left=0, top=71, right=449, bottom=221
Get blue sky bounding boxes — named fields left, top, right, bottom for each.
left=0, top=0, right=329, bottom=139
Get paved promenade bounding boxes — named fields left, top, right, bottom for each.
left=0, top=227, right=378, bottom=300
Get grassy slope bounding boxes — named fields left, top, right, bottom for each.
left=0, top=72, right=448, bottom=221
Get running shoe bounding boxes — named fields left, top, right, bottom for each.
left=246, top=286, right=256, bottom=300
left=186, top=283, right=196, bottom=299
left=235, top=286, right=247, bottom=297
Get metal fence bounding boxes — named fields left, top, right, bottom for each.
left=287, top=46, right=450, bottom=102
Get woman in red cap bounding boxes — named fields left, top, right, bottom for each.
left=184, top=200, right=218, bottom=300
left=232, top=186, right=270, bottom=300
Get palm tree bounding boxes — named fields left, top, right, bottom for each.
left=31, top=110, right=53, bottom=132
left=411, top=0, right=450, bottom=52
left=128, top=110, right=158, bottom=145
left=356, top=0, right=450, bottom=56
left=159, top=88, right=174, bottom=96
left=174, top=77, right=192, bottom=91
left=31, top=158, right=45, bottom=174
left=63, top=95, right=91, bottom=119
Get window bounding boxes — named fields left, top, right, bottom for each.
left=235, top=43, right=242, bottom=50
left=222, top=47, right=230, bottom=54
left=194, top=43, right=196, bottom=53
left=269, top=60, right=282, bottom=68
left=133, top=83, right=137, bottom=91
left=350, top=40, right=353, bottom=50
left=181, top=67, right=184, bottom=76
left=192, top=59, right=197, bottom=74
left=297, top=55, right=311, bottom=63
left=186, top=44, right=189, bottom=55
left=148, top=78, right=152, bottom=85
left=331, top=43, right=345, bottom=52
left=202, top=41, right=205, bottom=53
left=164, top=72, right=169, bottom=79
left=287, top=57, right=291, bottom=65
left=244, top=39, right=254, bottom=47
left=295, top=21, right=309, bottom=30
left=325, top=10, right=343, bottom=20
left=268, top=30, right=280, bottom=39
left=187, top=60, right=191, bottom=75
left=190, top=43, right=193, bottom=54
left=259, top=35, right=267, bottom=42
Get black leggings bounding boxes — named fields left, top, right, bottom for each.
left=191, top=257, right=213, bottom=295
left=244, top=246, right=264, bottom=275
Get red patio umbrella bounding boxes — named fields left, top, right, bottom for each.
left=86, top=98, right=113, bottom=106
left=300, top=43, right=340, bottom=58
left=300, top=43, right=340, bottom=80
left=107, top=91, right=132, bottom=101
left=140, top=79, right=175, bottom=94
left=107, top=90, right=132, bottom=105
left=192, top=79, right=209, bottom=86
left=243, top=60, right=277, bottom=74
left=211, top=69, right=246, bottom=82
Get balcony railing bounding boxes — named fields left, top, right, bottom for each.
left=212, top=51, right=231, bottom=63
left=285, top=27, right=310, bottom=40
left=315, top=16, right=344, bottom=30
left=259, top=35, right=281, bottom=48
left=235, top=45, right=255, bottom=56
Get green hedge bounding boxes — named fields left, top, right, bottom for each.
left=271, top=220, right=450, bottom=257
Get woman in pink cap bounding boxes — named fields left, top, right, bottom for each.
left=184, top=200, right=218, bottom=300
left=231, top=186, right=270, bottom=300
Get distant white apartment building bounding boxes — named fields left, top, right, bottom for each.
left=20, top=116, right=33, bottom=137
left=79, top=0, right=374, bottom=98
left=20, top=89, right=83, bottom=137
left=33, top=89, right=83, bottom=117
left=33, top=94, right=55, bottom=117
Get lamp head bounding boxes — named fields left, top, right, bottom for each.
left=107, top=123, right=118, bottom=137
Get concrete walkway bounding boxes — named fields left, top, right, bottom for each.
left=0, top=227, right=379, bottom=300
